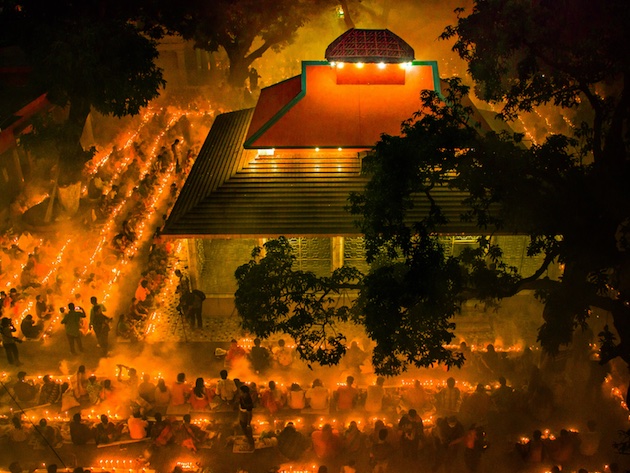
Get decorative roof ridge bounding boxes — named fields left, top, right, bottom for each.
left=325, top=28, right=414, bottom=63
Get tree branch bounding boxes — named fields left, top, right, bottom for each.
left=580, top=84, right=604, bottom=162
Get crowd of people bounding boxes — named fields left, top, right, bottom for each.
left=0, top=100, right=628, bottom=473
left=1, top=330, right=626, bottom=473
left=0, top=108, right=207, bottom=367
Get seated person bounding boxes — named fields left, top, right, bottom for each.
left=278, top=422, right=308, bottom=460
left=127, top=411, right=149, bottom=439
left=116, top=313, right=139, bottom=340
left=121, top=220, right=137, bottom=242
left=306, top=379, right=329, bottom=411
left=39, top=375, right=61, bottom=405
left=33, top=418, right=60, bottom=450
left=287, top=383, right=306, bottom=410
left=273, top=338, right=294, bottom=368
left=225, top=339, right=247, bottom=368
left=129, top=297, right=149, bottom=320
left=95, top=414, right=120, bottom=445
left=249, top=338, right=271, bottom=373
left=20, top=314, right=43, bottom=339
left=261, top=380, right=286, bottom=414
left=86, top=375, right=103, bottom=405
left=216, top=370, right=237, bottom=404
left=138, top=373, right=156, bottom=404
left=176, top=414, right=205, bottom=452
left=111, top=233, right=130, bottom=254
left=134, top=280, right=151, bottom=307
left=516, top=430, right=545, bottom=463
left=365, top=376, right=386, bottom=413
left=189, top=377, right=210, bottom=410
left=311, top=424, right=341, bottom=460
left=13, top=371, right=39, bottom=404
left=35, top=294, right=54, bottom=319
left=70, top=413, right=93, bottom=445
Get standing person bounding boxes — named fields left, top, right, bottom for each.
left=371, top=428, right=394, bottom=473
left=174, top=269, right=190, bottom=300
left=61, top=302, right=86, bottom=355
left=72, top=365, right=88, bottom=400
left=89, top=296, right=111, bottom=356
left=1, top=317, right=22, bottom=366
left=238, top=385, right=255, bottom=450
left=171, top=139, right=181, bottom=174
left=187, top=289, right=205, bottom=329
left=439, top=416, right=465, bottom=473
left=399, top=409, right=424, bottom=461
left=248, top=68, right=260, bottom=91
left=450, top=425, right=487, bottom=472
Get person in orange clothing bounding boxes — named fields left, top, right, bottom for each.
left=135, top=279, right=151, bottom=307
left=225, top=339, right=247, bottom=368
left=261, top=380, right=286, bottom=414
left=311, top=423, right=341, bottom=460
left=189, top=377, right=210, bottom=410
left=335, top=376, right=358, bottom=412
left=170, top=372, right=192, bottom=406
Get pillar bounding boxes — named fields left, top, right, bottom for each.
left=186, top=238, right=199, bottom=289
left=332, top=236, right=344, bottom=271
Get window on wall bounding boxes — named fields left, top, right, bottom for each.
left=287, top=237, right=332, bottom=277
left=439, top=236, right=480, bottom=258
left=343, top=236, right=370, bottom=274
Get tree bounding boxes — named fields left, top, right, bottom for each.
left=0, top=0, right=165, bottom=182
left=235, top=0, right=630, bottom=387
left=439, top=0, right=630, bottom=394
left=151, top=0, right=337, bottom=87
left=235, top=238, right=362, bottom=367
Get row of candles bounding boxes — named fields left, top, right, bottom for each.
left=2, top=106, right=205, bottom=340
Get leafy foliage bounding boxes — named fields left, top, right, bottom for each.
left=150, top=0, right=337, bottom=86
left=235, top=0, right=630, bottom=382
left=0, top=0, right=165, bottom=178
left=235, top=238, right=362, bottom=368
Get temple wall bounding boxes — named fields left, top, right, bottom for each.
left=192, top=235, right=552, bottom=344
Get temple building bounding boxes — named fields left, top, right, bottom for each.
left=163, top=29, right=550, bottom=327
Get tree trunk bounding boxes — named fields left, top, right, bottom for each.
left=59, top=97, right=91, bottom=185
left=339, top=0, right=355, bottom=29
left=226, top=47, right=252, bottom=88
